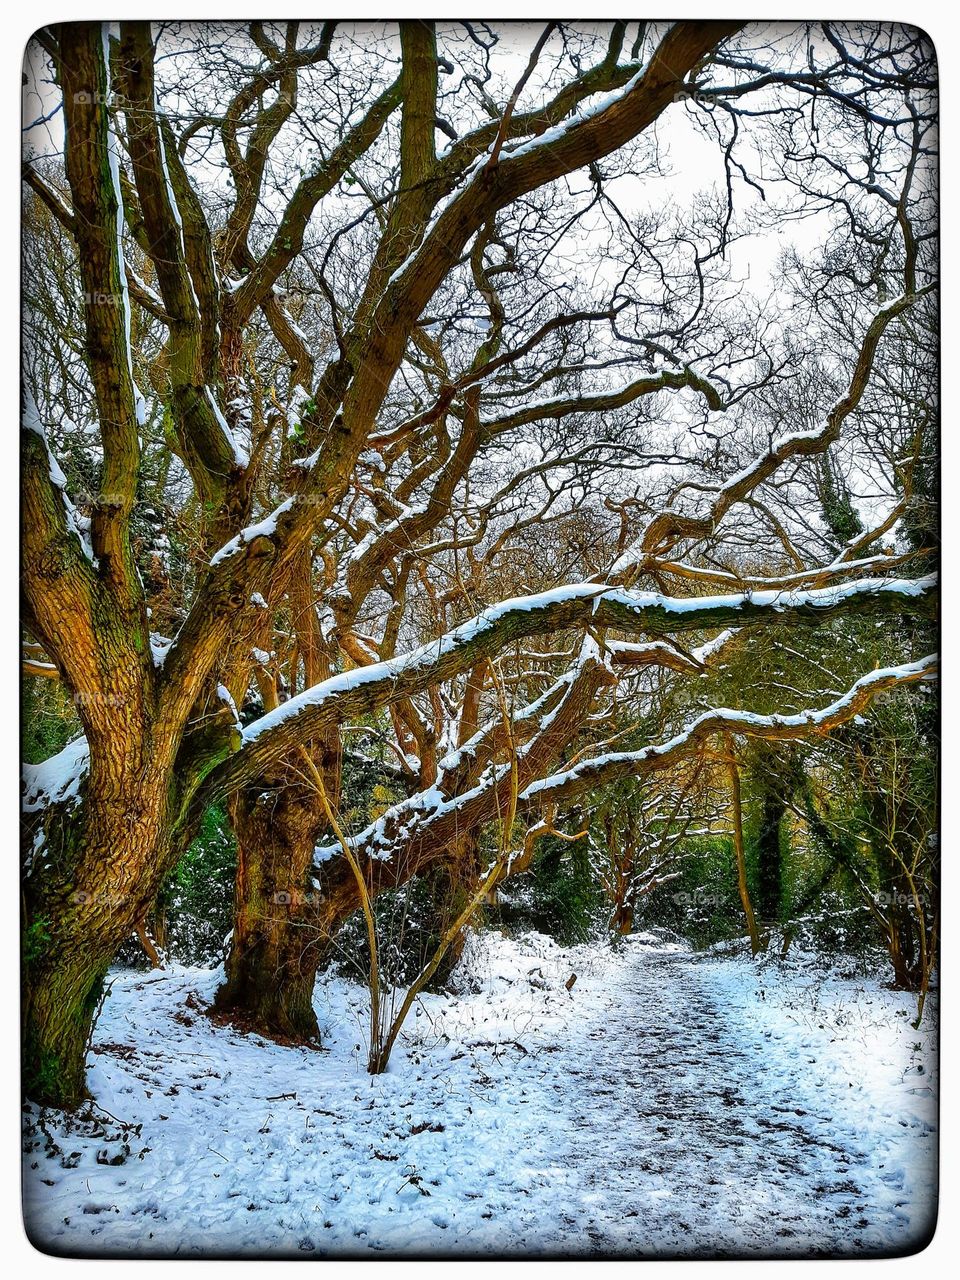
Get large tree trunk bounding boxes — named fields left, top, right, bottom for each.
left=214, top=779, right=327, bottom=1040
left=21, top=771, right=173, bottom=1106
left=23, top=937, right=111, bottom=1109
left=611, top=900, right=635, bottom=936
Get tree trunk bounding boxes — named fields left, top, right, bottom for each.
left=886, top=922, right=921, bottom=990
left=748, top=742, right=798, bottom=927
left=611, top=900, right=634, bottom=935
left=724, top=734, right=763, bottom=954
left=755, top=788, right=785, bottom=924
left=878, top=850, right=922, bottom=991
left=21, top=774, right=173, bottom=1106
left=419, top=854, right=478, bottom=990
left=22, top=942, right=109, bottom=1108
left=865, top=788, right=925, bottom=991
left=214, top=780, right=326, bottom=1040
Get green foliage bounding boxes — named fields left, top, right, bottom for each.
left=29, top=1047, right=65, bottom=1104
left=291, top=395, right=319, bottom=439
left=22, top=677, right=79, bottom=765
left=741, top=741, right=802, bottom=924
left=22, top=915, right=52, bottom=969
left=117, top=805, right=237, bottom=968
left=819, top=450, right=864, bottom=544
left=495, top=835, right=606, bottom=945
left=631, top=837, right=744, bottom=948
left=165, top=805, right=237, bottom=966
left=339, top=742, right=403, bottom=827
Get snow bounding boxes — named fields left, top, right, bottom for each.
left=349, top=503, right=428, bottom=566
left=500, top=55, right=653, bottom=162
left=157, top=115, right=200, bottom=317
left=149, top=634, right=172, bottom=667
left=127, top=268, right=164, bottom=314
left=692, top=627, right=737, bottom=664
left=322, top=650, right=932, bottom=866
left=22, top=932, right=936, bottom=1257
left=238, top=585, right=599, bottom=744
left=600, top=572, right=938, bottom=617
left=315, top=663, right=585, bottom=864
left=153, top=96, right=246, bottom=466
left=216, top=684, right=241, bottom=729
left=711, top=423, right=834, bottom=496
left=22, top=736, right=89, bottom=815
left=209, top=496, right=296, bottom=566
left=101, top=41, right=147, bottom=429
left=203, top=387, right=249, bottom=469
left=240, top=573, right=935, bottom=751
left=382, top=155, right=488, bottom=295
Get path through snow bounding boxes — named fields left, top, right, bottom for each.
left=23, top=933, right=937, bottom=1257
left=541, top=939, right=936, bottom=1255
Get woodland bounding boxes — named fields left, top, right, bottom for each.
left=21, top=17, right=937, bottom=1192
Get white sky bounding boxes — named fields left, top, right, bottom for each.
left=21, top=19, right=828, bottom=303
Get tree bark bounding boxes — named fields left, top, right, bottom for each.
left=23, top=941, right=109, bottom=1108
left=22, top=767, right=174, bottom=1105
left=724, top=734, right=763, bottom=955
left=214, top=778, right=327, bottom=1040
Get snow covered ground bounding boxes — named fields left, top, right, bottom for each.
left=22, top=931, right=937, bottom=1258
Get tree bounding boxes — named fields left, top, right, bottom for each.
left=22, top=20, right=937, bottom=1105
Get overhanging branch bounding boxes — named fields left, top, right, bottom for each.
left=196, top=571, right=936, bottom=806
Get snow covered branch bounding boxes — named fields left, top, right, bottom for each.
left=199, top=572, right=936, bottom=805
left=304, top=653, right=934, bottom=921
left=520, top=654, right=938, bottom=809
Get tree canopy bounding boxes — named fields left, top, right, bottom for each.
left=21, top=20, right=937, bottom=1106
